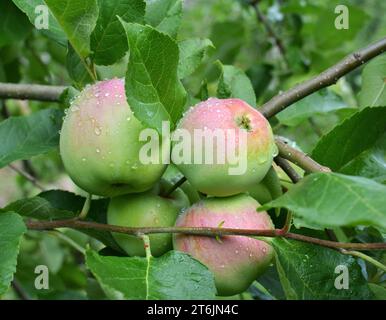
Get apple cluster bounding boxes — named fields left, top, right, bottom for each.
left=60, top=79, right=278, bottom=296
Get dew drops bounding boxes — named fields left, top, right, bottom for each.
left=126, top=117, right=131, bottom=121
left=262, top=247, right=267, bottom=253
left=249, top=253, right=253, bottom=258
left=235, top=250, right=239, bottom=255
left=82, top=157, right=87, bottom=162
left=105, top=93, right=110, bottom=97
left=96, top=148, right=100, bottom=153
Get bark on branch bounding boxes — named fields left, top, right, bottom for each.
left=0, top=83, right=66, bottom=102
left=260, top=37, right=386, bottom=118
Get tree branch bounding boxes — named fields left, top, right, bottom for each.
left=252, top=2, right=289, bottom=68
left=25, top=218, right=386, bottom=251
left=274, top=156, right=301, bottom=183
left=9, top=164, right=45, bottom=191
left=260, top=37, right=386, bottom=118
left=0, top=83, right=66, bottom=102
left=275, top=137, right=331, bottom=173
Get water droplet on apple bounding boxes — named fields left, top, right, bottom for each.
left=82, top=158, right=87, bottom=162
left=96, top=148, right=100, bottom=153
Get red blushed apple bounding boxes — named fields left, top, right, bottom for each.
left=173, top=194, right=274, bottom=296
left=172, top=98, right=277, bottom=197
left=59, top=78, right=167, bottom=197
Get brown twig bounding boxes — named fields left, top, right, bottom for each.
left=260, top=37, right=386, bottom=118
left=9, top=164, right=45, bottom=191
left=0, top=83, right=66, bottom=102
left=275, top=137, right=331, bottom=173
left=25, top=218, right=386, bottom=251
left=274, top=156, right=301, bottom=183
left=253, top=2, right=289, bottom=68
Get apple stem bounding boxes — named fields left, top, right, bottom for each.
left=78, top=193, right=92, bottom=220
left=163, top=177, right=187, bottom=197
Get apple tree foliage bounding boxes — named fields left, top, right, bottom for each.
left=0, top=0, right=385, bottom=300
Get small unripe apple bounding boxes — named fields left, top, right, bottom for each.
left=172, top=98, right=277, bottom=197
left=248, top=166, right=282, bottom=204
left=173, top=194, right=274, bottom=296
left=107, top=180, right=189, bottom=257
left=60, top=78, right=166, bottom=197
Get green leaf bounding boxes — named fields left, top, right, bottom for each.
left=312, top=107, right=386, bottom=171
left=272, top=238, right=373, bottom=300
left=86, top=249, right=217, bottom=299
left=45, top=0, right=99, bottom=58
left=0, top=2, right=31, bottom=48
left=369, top=283, right=386, bottom=300
left=12, top=0, right=67, bottom=46
left=3, top=190, right=123, bottom=253
left=66, top=43, right=93, bottom=90
left=260, top=173, right=386, bottom=230
left=340, top=132, right=386, bottom=184
left=145, top=0, right=182, bottom=38
left=358, top=55, right=386, bottom=108
left=0, top=212, right=26, bottom=296
left=276, top=89, right=349, bottom=127
left=217, top=63, right=256, bottom=108
left=66, top=43, right=93, bottom=89
left=177, top=38, right=213, bottom=79
left=0, top=109, right=63, bottom=169
left=90, top=0, right=145, bottom=66
left=120, top=21, right=186, bottom=132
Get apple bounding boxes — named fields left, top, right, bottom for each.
left=173, top=194, right=274, bottom=296
left=59, top=78, right=167, bottom=197
left=172, top=98, right=277, bottom=197
left=107, top=180, right=190, bottom=257
left=248, top=166, right=282, bottom=204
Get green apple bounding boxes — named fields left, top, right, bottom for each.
left=173, top=194, right=274, bottom=296
left=172, top=98, right=277, bottom=197
left=59, top=78, right=167, bottom=197
left=107, top=180, right=190, bottom=257
left=248, top=166, right=282, bottom=204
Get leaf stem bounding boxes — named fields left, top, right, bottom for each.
left=340, top=249, right=386, bottom=273
left=163, top=177, right=187, bottom=197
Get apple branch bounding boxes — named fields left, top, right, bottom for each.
left=0, top=83, right=66, bottom=102
left=25, top=218, right=386, bottom=251
left=275, top=137, right=331, bottom=173
left=260, top=37, right=386, bottom=118
left=252, top=1, right=289, bottom=68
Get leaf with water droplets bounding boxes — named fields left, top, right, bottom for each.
left=119, top=21, right=186, bottom=132
left=86, top=249, right=217, bottom=299
left=272, top=238, right=373, bottom=300
left=260, top=172, right=386, bottom=231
